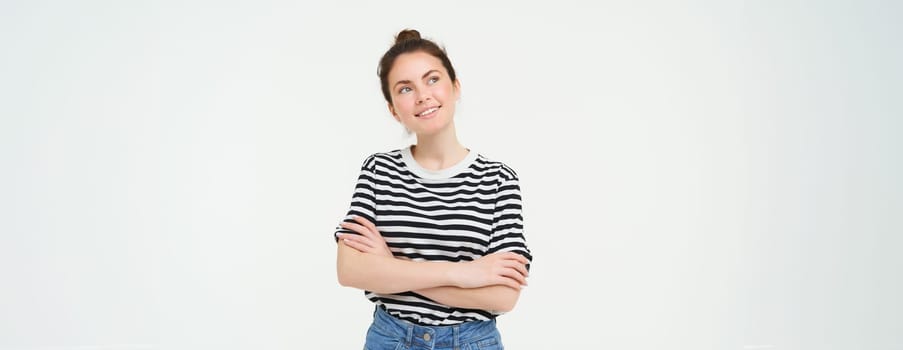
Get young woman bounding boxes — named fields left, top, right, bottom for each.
left=334, top=29, right=532, bottom=350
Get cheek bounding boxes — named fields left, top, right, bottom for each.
left=437, top=85, right=455, bottom=100
left=392, top=97, right=412, bottom=114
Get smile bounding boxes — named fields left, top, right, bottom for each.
left=415, top=106, right=440, bottom=118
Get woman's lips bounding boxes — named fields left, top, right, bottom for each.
left=416, top=106, right=440, bottom=118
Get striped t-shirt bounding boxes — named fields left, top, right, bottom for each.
left=334, top=146, right=532, bottom=326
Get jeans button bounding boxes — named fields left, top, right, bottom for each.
left=423, top=333, right=431, bottom=341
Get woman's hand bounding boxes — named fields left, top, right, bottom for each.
left=337, top=216, right=394, bottom=258
left=450, top=252, right=530, bottom=290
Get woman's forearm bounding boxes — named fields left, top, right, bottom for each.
left=416, top=285, right=521, bottom=312
left=338, top=238, right=524, bottom=312
left=336, top=242, right=457, bottom=294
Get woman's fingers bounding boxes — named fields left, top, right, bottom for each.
left=339, top=217, right=394, bottom=258
left=340, top=236, right=370, bottom=252
left=498, top=266, right=527, bottom=286
left=344, top=216, right=384, bottom=243
left=353, top=216, right=379, bottom=235
left=503, top=251, right=530, bottom=267
left=339, top=221, right=373, bottom=239
left=492, top=253, right=529, bottom=287
left=505, top=253, right=530, bottom=275
left=451, top=253, right=531, bottom=289
left=504, top=259, right=529, bottom=278
left=339, top=233, right=376, bottom=250
left=495, top=276, right=522, bottom=290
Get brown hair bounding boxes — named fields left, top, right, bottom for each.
left=377, top=29, right=458, bottom=104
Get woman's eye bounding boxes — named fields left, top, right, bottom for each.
left=428, top=76, right=439, bottom=84
left=398, top=86, right=411, bottom=94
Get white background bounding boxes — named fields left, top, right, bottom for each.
left=1, top=1, right=901, bottom=349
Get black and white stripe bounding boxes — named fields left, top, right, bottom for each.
left=335, top=146, right=532, bottom=326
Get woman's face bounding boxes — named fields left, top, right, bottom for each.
left=387, top=51, right=460, bottom=137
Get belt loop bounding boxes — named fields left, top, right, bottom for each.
left=405, top=323, right=414, bottom=348
left=453, top=325, right=460, bottom=350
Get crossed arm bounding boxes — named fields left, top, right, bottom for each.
left=336, top=216, right=530, bottom=312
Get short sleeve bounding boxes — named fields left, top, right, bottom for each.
left=486, top=173, right=533, bottom=269
left=333, top=155, right=378, bottom=241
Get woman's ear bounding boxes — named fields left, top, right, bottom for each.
left=387, top=102, right=401, bottom=122
left=454, top=79, right=462, bottom=101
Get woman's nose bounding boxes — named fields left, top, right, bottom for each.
left=416, top=91, right=431, bottom=104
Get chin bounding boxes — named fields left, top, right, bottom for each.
left=408, top=115, right=449, bottom=134
left=412, top=128, right=441, bottom=138
left=414, top=120, right=454, bottom=137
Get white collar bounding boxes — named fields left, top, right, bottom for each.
left=400, top=145, right=478, bottom=180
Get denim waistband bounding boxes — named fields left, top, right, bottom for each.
left=370, top=306, right=499, bottom=349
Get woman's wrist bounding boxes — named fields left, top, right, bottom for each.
left=443, top=261, right=463, bottom=288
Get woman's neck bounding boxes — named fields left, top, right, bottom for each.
left=412, top=122, right=468, bottom=171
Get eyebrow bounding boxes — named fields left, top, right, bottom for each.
left=393, top=70, right=440, bottom=90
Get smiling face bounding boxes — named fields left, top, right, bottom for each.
left=387, top=51, right=461, bottom=137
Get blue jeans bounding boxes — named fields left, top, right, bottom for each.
left=364, top=306, right=504, bottom=350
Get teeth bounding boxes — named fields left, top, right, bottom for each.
left=417, top=107, right=438, bottom=117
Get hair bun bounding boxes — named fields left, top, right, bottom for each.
left=394, top=29, right=422, bottom=44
